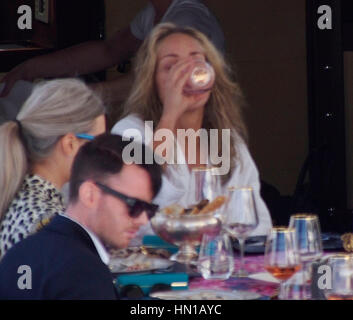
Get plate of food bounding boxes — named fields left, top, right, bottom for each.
left=108, top=247, right=174, bottom=273
left=150, top=289, right=262, bottom=300
left=160, top=197, right=227, bottom=217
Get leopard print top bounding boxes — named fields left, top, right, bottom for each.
left=0, top=174, right=65, bottom=259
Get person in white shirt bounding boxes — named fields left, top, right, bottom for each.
left=112, top=23, right=273, bottom=245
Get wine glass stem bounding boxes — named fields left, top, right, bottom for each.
left=301, top=261, right=311, bottom=283
left=239, top=238, right=246, bottom=273
left=303, top=261, right=313, bottom=297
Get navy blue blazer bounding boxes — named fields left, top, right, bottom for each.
left=0, top=215, right=118, bottom=300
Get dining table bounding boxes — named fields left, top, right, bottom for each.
left=188, top=254, right=279, bottom=299
left=113, top=232, right=345, bottom=300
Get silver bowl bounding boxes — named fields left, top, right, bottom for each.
left=151, top=211, right=222, bottom=264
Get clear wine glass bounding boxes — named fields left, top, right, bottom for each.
left=223, top=187, right=259, bottom=277
left=264, top=227, right=302, bottom=299
left=289, top=214, right=323, bottom=299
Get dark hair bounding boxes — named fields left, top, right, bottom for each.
left=69, top=133, right=162, bottom=203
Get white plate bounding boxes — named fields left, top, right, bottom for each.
left=109, top=254, right=173, bottom=273
left=150, top=289, right=262, bottom=300
left=248, top=272, right=280, bottom=284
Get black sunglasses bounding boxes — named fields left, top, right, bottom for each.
left=94, top=181, right=159, bottom=219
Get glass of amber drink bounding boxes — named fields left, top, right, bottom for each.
left=264, top=227, right=301, bottom=299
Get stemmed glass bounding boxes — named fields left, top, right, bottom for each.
left=288, top=214, right=323, bottom=299
left=223, top=187, right=259, bottom=277
left=264, top=227, right=302, bottom=299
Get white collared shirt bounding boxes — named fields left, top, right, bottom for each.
left=112, top=114, right=273, bottom=246
left=59, top=213, right=110, bottom=265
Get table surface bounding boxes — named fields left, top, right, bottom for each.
left=117, top=233, right=345, bottom=299
left=189, top=254, right=279, bottom=298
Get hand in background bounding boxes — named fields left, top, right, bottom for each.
left=0, top=63, right=31, bottom=97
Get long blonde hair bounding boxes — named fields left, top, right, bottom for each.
left=122, top=23, right=248, bottom=184
left=0, top=78, right=105, bottom=218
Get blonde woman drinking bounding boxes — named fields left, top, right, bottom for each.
left=112, top=23, right=272, bottom=243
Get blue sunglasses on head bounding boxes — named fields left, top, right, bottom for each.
left=76, top=133, right=95, bottom=141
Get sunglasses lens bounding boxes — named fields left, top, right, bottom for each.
left=130, top=202, right=157, bottom=219
left=129, top=201, right=145, bottom=218
left=120, top=285, right=144, bottom=299
left=146, top=207, right=157, bottom=219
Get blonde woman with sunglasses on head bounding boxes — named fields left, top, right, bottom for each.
left=0, top=79, right=106, bottom=258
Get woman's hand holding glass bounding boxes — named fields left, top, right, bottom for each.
left=157, top=58, right=212, bottom=124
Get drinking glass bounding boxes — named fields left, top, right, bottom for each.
left=186, top=167, right=222, bottom=209
left=184, top=60, right=215, bottom=94
left=197, top=232, right=234, bottom=280
left=289, top=214, right=323, bottom=299
left=223, top=187, right=259, bottom=277
left=264, top=227, right=302, bottom=299
left=324, top=254, right=353, bottom=300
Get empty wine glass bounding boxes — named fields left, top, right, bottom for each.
left=289, top=214, right=323, bottom=299
left=264, top=227, right=302, bottom=299
left=223, top=187, right=259, bottom=277
left=323, top=254, right=353, bottom=300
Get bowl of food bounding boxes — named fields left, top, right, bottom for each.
left=150, top=196, right=226, bottom=264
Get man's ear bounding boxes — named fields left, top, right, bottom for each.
left=78, top=181, right=100, bottom=209
left=59, top=133, right=80, bottom=158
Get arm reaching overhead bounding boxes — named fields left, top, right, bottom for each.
left=0, top=27, right=141, bottom=97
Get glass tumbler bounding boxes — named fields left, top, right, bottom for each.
left=197, top=232, right=234, bottom=280
left=184, top=60, right=215, bottom=94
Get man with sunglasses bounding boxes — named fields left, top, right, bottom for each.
left=0, top=134, right=162, bottom=299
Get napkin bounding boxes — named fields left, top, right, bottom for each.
left=115, top=272, right=189, bottom=295
left=248, top=272, right=280, bottom=284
